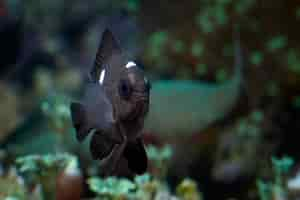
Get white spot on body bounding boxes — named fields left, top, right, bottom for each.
left=125, top=61, right=137, bottom=69
left=99, top=69, right=106, bottom=85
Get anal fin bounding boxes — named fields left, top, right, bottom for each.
left=123, top=138, right=148, bottom=174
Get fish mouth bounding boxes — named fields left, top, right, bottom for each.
left=132, top=91, right=149, bottom=102
left=135, top=96, right=149, bottom=103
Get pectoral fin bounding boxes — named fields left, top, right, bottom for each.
left=84, top=83, right=115, bottom=131
left=70, top=102, right=92, bottom=142
left=89, top=133, right=114, bottom=160
left=123, top=138, right=148, bottom=174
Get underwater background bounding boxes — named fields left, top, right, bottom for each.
left=1, top=0, right=300, bottom=199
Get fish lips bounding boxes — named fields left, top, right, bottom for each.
left=127, top=95, right=149, bottom=121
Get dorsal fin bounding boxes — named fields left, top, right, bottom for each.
left=90, top=29, right=122, bottom=82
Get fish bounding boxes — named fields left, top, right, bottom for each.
left=144, top=36, right=243, bottom=180
left=70, top=29, right=151, bottom=176
left=144, top=37, right=243, bottom=138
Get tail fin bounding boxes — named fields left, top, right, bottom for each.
left=70, top=102, right=91, bottom=142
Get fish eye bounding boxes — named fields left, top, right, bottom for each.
left=119, top=79, right=132, bottom=100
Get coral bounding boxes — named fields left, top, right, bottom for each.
left=41, top=94, right=72, bottom=135
left=176, top=178, right=203, bottom=200
left=32, top=67, right=54, bottom=99
left=0, top=82, right=20, bottom=143
left=88, top=176, right=136, bottom=199
left=256, top=156, right=294, bottom=200
left=88, top=173, right=201, bottom=200
left=146, top=145, right=173, bottom=179
left=16, top=153, right=80, bottom=200
left=56, top=156, right=83, bottom=200
left=0, top=168, right=27, bottom=200
left=212, top=110, right=266, bottom=182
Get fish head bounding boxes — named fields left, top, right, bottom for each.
left=90, top=29, right=150, bottom=123
left=117, top=62, right=150, bottom=122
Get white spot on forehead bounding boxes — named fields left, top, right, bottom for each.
left=125, top=61, right=137, bottom=69
left=99, top=69, right=106, bottom=85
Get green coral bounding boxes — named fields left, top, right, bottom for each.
left=40, top=94, right=77, bottom=152
left=257, top=156, right=294, bottom=200
left=250, top=110, right=264, bottom=123
left=88, top=176, right=136, bottom=199
left=257, top=180, right=272, bottom=200
left=266, top=36, right=287, bottom=52
left=191, top=41, right=204, bottom=58
left=16, top=153, right=73, bottom=174
left=88, top=174, right=151, bottom=200
left=147, top=145, right=173, bottom=162
left=147, top=31, right=169, bottom=60
left=88, top=173, right=201, bottom=200
left=292, top=96, right=300, bottom=108
left=234, top=0, right=256, bottom=14
left=214, top=4, right=228, bottom=25
left=5, top=197, right=21, bottom=200
left=41, top=94, right=71, bottom=131
left=196, top=0, right=255, bottom=34
left=196, top=63, right=208, bottom=76
left=272, top=156, right=294, bottom=186
left=146, top=145, right=173, bottom=179
left=250, top=51, right=264, bottom=65
left=236, top=110, right=264, bottom=138
left=287, top=49, right=300, bottom=74
left=16, top=153, right=78, bottom=200
left=195, top=12, right=215, bottom=33
left=216, top=68, right=228, bottom=83
left=172, top=40, right=186, bottom=54
left=125, top=0, right=140, bottom=12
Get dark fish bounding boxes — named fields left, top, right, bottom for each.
left=70, top=29, right=151, bottom=176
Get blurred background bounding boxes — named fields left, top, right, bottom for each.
left=1, top=0, right=300, bottom=200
